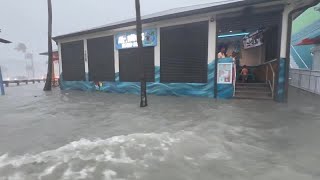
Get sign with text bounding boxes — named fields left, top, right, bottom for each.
left=115, top=29, right=157, bottom=49
left=243, top=29, right=264, bottom=49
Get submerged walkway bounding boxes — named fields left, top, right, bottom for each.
left=0, top=84, right=319, bottom=179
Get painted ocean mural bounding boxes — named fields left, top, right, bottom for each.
left=60, top=59, right=234, bottom=99
left=60, top=62, right=214, bottom=97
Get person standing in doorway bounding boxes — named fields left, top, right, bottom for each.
left=218, top=47, right=226, bottom=59
left=240, top=65, right=249, bottom=83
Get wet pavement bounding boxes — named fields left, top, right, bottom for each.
left=0, top=84, right=319, bottom=180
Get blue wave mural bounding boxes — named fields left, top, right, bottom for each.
left=60, top=62, right=214, bottom=97
left=60, top=60, right=234, bottom=99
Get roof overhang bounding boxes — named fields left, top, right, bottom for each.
left=0, top=38, right=11, bottom=43
left=53, top=0, right=285, bottom=41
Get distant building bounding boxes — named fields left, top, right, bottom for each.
left=39, top=50, right=60, bottom=85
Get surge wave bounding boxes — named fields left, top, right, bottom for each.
left=0, top=131, right=231, bottom=179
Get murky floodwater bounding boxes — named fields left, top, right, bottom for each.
left=0, top=84, right=320, bottom=180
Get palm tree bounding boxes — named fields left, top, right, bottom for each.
left=44, top=0, right=53, bottom=91
left=135, top=0, right=147, bottom=107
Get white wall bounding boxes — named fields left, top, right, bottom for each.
left=312, top=45, right=320, bottom=71
left=58, top=42, right=62, bottom=76
left=208, top=17, right=217, bottom=64
left=240, top=44, right=266, bottom=66
left=280, top=5, right=293, bottom=58
left=57, top=14, right=215, bottom=74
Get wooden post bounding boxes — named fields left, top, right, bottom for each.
left=135, top=0, right=147, bottom=107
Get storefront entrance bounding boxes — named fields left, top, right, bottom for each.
left=216, top=11, right=282, bottom=100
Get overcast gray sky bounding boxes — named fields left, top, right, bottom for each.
left=0, top=0, right=223, bottom=78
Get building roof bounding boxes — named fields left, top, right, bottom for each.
left=53, top=0, right=277, bottom=41
left=0, top=38, right=11, bottom=43
left=39, top=50, right=58, bottom=56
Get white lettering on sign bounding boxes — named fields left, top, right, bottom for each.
left=127, top=34, right=137, bottom=42
left=142, top=33, right=145, bottom=41
left=118, top=36, right=126, bottom=44
left=116, top=29, right=157, bottom=49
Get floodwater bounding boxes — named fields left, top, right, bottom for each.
left=0, top=84, right=320, bottom=180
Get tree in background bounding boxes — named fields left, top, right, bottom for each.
left=44, top=0, right=53, bottom=91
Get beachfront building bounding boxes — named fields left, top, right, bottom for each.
left=53, top=0, right=319, bottom=102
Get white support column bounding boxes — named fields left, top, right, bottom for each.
left=58, top=42, right=63, bottom=76
left=83, top=39, right=89, bottom=76
left=114, top=45, right=120, bottom=74
left=208, top=17, right=217, bottom=64
left=280, top=5, right=293, bottom=58
left=154, top=27, right=161, bottom=67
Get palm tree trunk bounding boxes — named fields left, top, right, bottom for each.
left=44, top=0, right=53, bottom=91
left=135, top=0, right=147, bottom=107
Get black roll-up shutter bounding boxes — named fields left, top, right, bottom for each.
left=61, top=40, right=85, bottom=81
left=217, top=12, right=281, bottom=34
left=87, top=36, right=115, bottom=81
left=160, top=21, right=208, bottom=83
left=119, top=47, right=155, bottom=82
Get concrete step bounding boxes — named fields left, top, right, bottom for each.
left=236, top=83, right=268, bottom=87
left=234, top=95, right=273, bottom=100
left=236, top=86, right=270, bottom=91
left=235, top=90, right=271, bottom=95
left=235, top=82, right=273, bottom=100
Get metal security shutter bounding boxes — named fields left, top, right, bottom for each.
left=87, top=36, right=115, bottom=81
left=119, top=47, right=155, bottom=82
left=217, top=12, right=281, bottom=33
left=61, top=40, right=85, bottom=81
left=160, top=21, right=208, bottom=83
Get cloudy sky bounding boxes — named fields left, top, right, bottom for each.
left=0, top=0, right=225, bottom=78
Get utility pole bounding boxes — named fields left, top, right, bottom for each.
left=44, top=0, right=53, bottom=91
left=0, top=66, right=5, bottom=95
left=135, top=0, right=148, bottom=107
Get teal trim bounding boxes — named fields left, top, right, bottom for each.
left=276, top=58, right=286, bottom=102
left=218, top=33, right=249, bottom=38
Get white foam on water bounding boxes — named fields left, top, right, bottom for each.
left=38, top=163, right=60, bottom=179
left=103, top=169, right=117, bottom=180
left=63, top=166, right=96, bottom=180
left=7, top=172, right=25, bottom=180
left=0, top=131, right=233, bottom=179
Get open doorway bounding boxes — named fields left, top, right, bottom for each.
left=216, top=11, right=282, bottom=100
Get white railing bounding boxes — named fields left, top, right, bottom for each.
left=290, top=68, right=320, bottom=95
left=233, top=63, right=237, bottom=97
left=265, top=60, right=276, bottom=98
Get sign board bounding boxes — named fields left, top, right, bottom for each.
left=217, top=63, right=233, bottom=84
left=115, top=29, right=157, bottom=49
left=243, top=29, right=264, bottom=49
